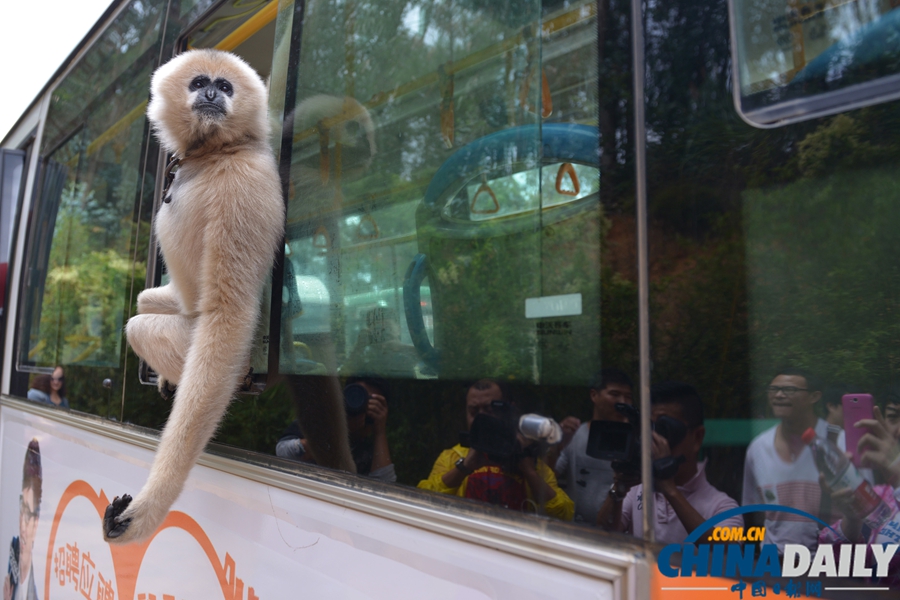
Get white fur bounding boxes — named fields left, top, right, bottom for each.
left=106, top=50, right=285, bottom=544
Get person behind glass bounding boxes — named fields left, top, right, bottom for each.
left=742, top=367, right=842, bottom=553
left=276, top=376, right=395, bottom=482
left=596, top=382, right=742, bottom=544
left=548, top=368, right=634, bottom=523
left=845, top=385, right=900, bottom=487
left=417, top=379, right=574, bottom=520
left=821, top=383, right=862, bottom=443
left=26, top=367, right=68, bottom=409
left=818, top=389, right=900, bottom=588
left=4, top=439, right=41, bottom=600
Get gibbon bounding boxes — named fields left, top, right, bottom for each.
left=102, top=49, right=288, bottom=544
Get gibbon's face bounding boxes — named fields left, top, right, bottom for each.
left=189, top=74, right=234, bottom=121
left=147, top=49, right=269, bottom=155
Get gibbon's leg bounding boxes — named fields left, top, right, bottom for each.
left=283, top=374, right=356, bottom=473
left=136, top=283, right=182, bottom=315
left=125, top=313, right=193, bottom=386
left=106, top=301, right=256, bottom=543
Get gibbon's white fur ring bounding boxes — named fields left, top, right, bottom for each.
left=103, top=49, right=285, bottom=544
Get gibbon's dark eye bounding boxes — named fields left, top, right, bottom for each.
left=214, top=78, right=234, bottom=97
left=189, top=76, right=210, bottom=91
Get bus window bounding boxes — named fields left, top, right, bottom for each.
left=15, top=1, right=166, bottom=417
left=0, top=150, right=25, bottom=268
left=277, top=0, right=603, bottom=386
left=268, top=0, right=632, bottom=530
left=731, top=0, right=900, bottom=126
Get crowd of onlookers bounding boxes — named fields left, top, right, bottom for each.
left=278, top=367, right=898, bottom=586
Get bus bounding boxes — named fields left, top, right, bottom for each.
left=2, top=0, right=900, bottom=597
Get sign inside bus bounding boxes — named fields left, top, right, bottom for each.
left=43, top=480, right=259, bottom=600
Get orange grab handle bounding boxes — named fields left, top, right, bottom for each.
left=470, top=181, right=501, bottom=214
left=541, top=68, right=553, bottom=118
left=317, top=122, right=330, bottom=185
left=312, top=225, right=330, bottom=248
left=357, top=213, right=380, bottom=240
left=555, top=162, right=580, bottom=196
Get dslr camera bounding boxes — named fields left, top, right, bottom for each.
left=459, top=401, right=562, bottom=469
left=585, top=403, right=688, bottom=479
left=343, top=382, right=374, bottom=424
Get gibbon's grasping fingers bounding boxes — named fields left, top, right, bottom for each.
left=104, top=49, right=290, bottom=544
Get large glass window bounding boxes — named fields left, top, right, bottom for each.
left=653, top=0, right=900, bottom=564
left=278, top=0, right=604, bottom=385
left=261, top=0, right=640, bottom=532
left=15, top=0, right=167, bottom=416
left=731, top=0, right=900, bottom=125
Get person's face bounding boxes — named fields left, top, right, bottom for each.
left=767, top=375, right=820, bottom=421
left=590, top=383, right=633, bottom=418
left=18, top=486, right=38, bottom=559
left=825, top=402, right=844, bottom=427
left=651, top=404, right=703, bottom=462
left=884, top=402, right=900, bottom=440
left=51, top=367, right=64, bottom=393
left=466, top=383, right=504, bottom=430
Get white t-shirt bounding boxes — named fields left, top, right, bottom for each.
left=555, top=423, right=616, bottom=523
left=742, top=418, right=844, bottom=553
left=14, top=564, right=34, bottom=600
left=621, top=461, right=743, bottom=545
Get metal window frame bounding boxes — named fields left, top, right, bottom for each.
left=726, top=0, right=900, bottom=128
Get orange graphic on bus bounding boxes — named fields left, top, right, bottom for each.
left=44, top=480, right=258, bottom=600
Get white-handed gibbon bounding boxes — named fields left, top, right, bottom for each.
left=102, top=49, right=289, bottom=544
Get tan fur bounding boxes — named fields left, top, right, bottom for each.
left=105, top=50, right=286, bottom=544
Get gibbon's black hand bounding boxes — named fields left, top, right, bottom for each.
left=102, top=495, right=133, bottom=539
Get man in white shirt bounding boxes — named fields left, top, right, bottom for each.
left=596, top=382, right=743, bottom=545
left=742, top=368, right=843, bottom=554
left=550, top=368, right=634, bottom=523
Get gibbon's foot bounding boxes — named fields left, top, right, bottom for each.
left=238, top=367, right=253, bottom=392
left=103, top=494, right=133, bottom=540
left=158, top=379, right=176, bottom=401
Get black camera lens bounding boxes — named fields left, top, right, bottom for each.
left=343, top=383, right=369, bottom=416
left=653, top=415, right=687, bottom=449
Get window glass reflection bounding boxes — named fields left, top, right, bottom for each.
left=280, top=0, right=603, bottom=386
left=732, top=0, right=900, bottom=124
left=270, top=0, right=630, bottom=528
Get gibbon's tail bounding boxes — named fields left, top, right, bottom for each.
left=104, top=305, right=258, bottom=544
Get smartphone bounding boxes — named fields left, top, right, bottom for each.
left=842, top=393, right=874, bottom=466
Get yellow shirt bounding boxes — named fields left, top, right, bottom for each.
left=418, top=443, right=574, bottom=521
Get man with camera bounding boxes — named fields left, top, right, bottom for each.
left=276, top=376, right=395, bottom=482
left=596, top=382, right=742, bottom=544
left=549, top=368, right=634, bottom=523
left=417, top=379, right=574, bottom=520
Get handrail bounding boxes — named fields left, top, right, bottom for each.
left=208, top=0, right=278, bottom=52
left=84, top=1, right=279, bottom=157
left=292, top=2, right=597, bottom=144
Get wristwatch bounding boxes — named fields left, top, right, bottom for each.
left=608, top=481, right=628, bottom=501
left=455, top=457, right=474, bottom=476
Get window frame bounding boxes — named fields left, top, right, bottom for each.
left=727, top=0, right=900, bottom=128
